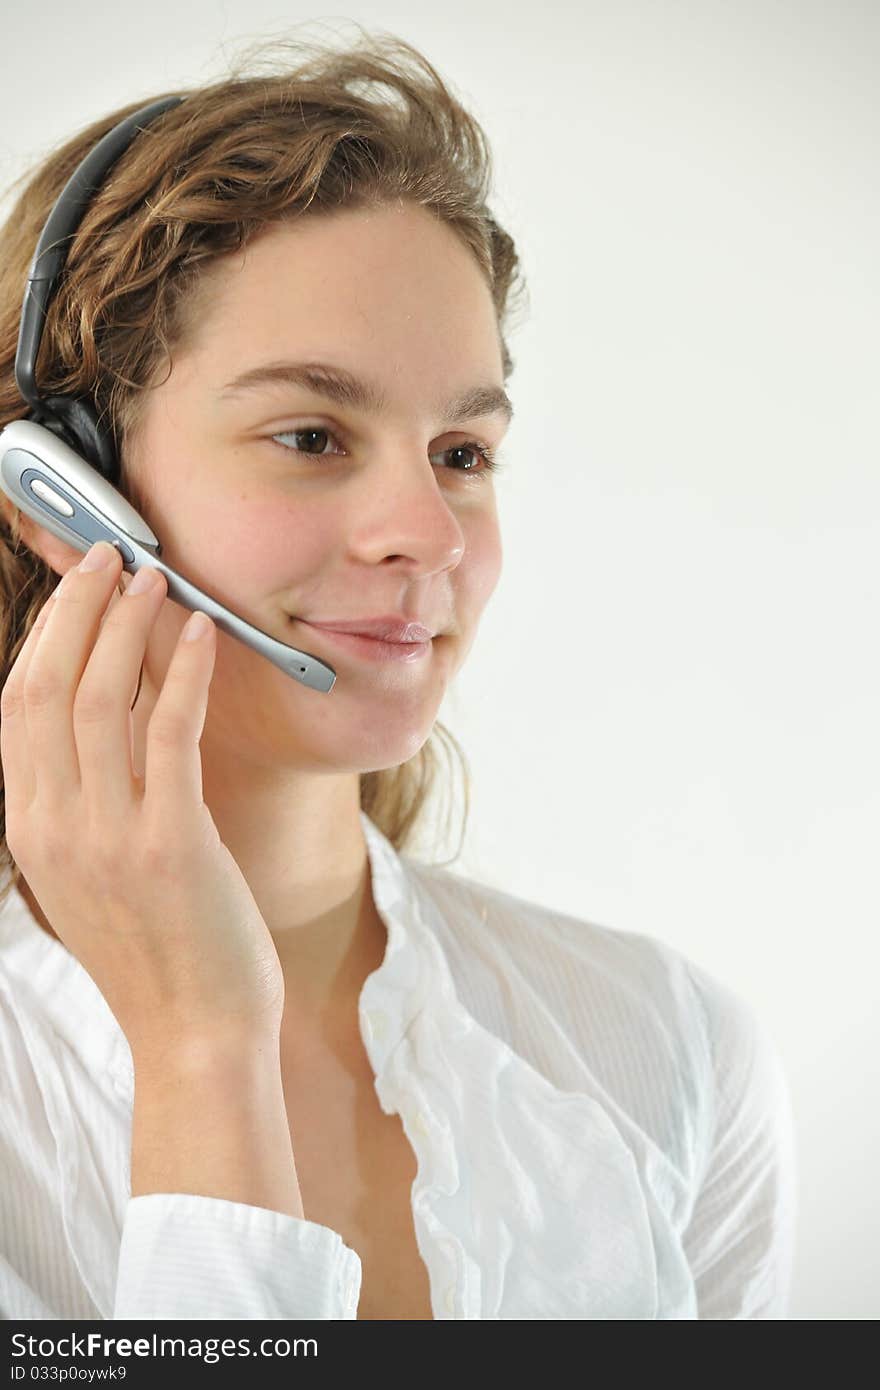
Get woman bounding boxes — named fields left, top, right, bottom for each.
left=0, top=30, right=796, bottom=1320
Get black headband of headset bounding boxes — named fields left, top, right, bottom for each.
left=13, top=95, right=184, bottom=477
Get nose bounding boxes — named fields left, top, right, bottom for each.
left=348, top=450, right=467, bottom=576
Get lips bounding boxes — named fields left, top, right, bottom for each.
left=302, top=617, right=435, bottom=643
left=294, top=620, right=433, bottom=665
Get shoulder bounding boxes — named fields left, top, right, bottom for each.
left=405, top=852, right=710, bottom=1044
left=403, top=855, right=775, bottom=1178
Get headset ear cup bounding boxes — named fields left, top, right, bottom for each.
left=39, top=394, right=119, bottom=482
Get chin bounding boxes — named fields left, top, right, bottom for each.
left=324, top=712, right=436, bottom=772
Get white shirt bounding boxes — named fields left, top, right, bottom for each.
left=0, top=810, right=797, bottom=1320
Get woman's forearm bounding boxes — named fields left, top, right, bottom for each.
left=129, top=1032, right=305, bottom=1220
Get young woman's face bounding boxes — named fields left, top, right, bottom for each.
left=125, top=201, right=510, bottom=775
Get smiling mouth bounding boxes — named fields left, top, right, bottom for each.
left=290, top=618, right=434, bottom=665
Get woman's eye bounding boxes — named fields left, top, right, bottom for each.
left=270, top=426, right=501, bottom=479
left=272, top=427, right=342, bottom=458
left=429, top=441, right=499, bottom=476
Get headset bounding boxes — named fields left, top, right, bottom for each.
left=0, top=97, right=336, bottom=693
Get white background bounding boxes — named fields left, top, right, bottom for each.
left=1, top=0, right=876, bottom=1319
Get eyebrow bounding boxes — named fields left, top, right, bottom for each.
left=216, top=360, right=514, bottom=427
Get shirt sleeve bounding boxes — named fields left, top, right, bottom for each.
left=680, top=961, right=799, bottom=1319
left=112, top=1193, right=362, bottom=1320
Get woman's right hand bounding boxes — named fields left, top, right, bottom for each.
left=0, top=539, right=286, bottom=1060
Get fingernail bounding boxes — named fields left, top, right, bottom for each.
left=125, top=566, right=160, bottom=596
left=182, top=611, right=211, bottom=642
left=79, top=541, right=116, bottom=573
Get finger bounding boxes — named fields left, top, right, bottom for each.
left=0, top=588, right=61, bottom=812
left=74, top=562, right=169, bottom=818
left=142, top=608, right=216, bottom=827
left=22, top=541, right=123, bottom=804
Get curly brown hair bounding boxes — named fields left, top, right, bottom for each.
left=0, top=25, right=528, bottom=910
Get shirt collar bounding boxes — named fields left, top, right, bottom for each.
left=0, top=810, right=442, bottom=1101
left=0, top=865, right=127, bottom=1091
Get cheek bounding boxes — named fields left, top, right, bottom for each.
left=171, top=491, right=330, bottom=602
left=458, top=510, right=503, bottom=613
